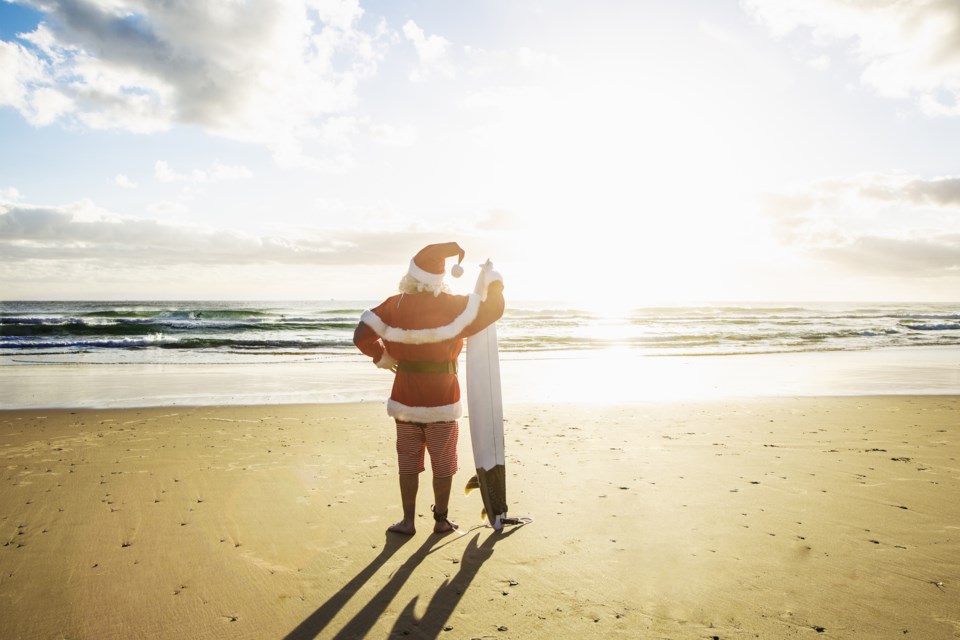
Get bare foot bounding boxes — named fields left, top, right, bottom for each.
left=387, top=520, right=416, bottom=536
left=433, top=517, right=458, bottom=534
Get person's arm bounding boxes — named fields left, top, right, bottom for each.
left=460, top=278, right=505, bottom=337
left=353, top=320, right=398, bottom=370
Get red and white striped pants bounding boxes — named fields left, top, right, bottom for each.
left=395, top=420, right=459, bottom=478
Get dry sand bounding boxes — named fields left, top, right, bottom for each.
left=1, top=397, right=958, bottom=639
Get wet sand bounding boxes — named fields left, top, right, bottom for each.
left=3, top=346, right=958, bottom=410
left=1, top=397, right=958, bottom=639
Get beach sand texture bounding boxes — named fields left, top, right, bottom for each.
left=1, top=397, right=958, bottom=639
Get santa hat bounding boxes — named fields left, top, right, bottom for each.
left=407, top=242, right=465, bottom=285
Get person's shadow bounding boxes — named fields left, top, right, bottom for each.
left=283, top=526, right=523, bottom=640
left=387, top=527, right=521, bottom=638
left=282, top=532, right=412, bottom=640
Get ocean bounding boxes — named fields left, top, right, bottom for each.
left=2, top=300, right=958, bottom=408
left=1, top=300, right=958, bottom=365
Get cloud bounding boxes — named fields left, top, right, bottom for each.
left=779, top=173, right=960, bottom=209
left=0, top=187, right=23, bottom=203
left=807, top=54, right=831, bottom=71
left=904, top=177, right=960, bottom=206
left=0, top=201, right=307, bottom=265
left=147, top=201, right=188, bottom=217
left=515, top=47, right=561, bottom=73
left=743, top=0, right=960, bottom=115
left=154, top=160, right=253, bottom=184
left=462, top=84, right=548, bottom=113
left=0, top=1, right=390, bottom=152
left=820, top=234, right=960, bottom=275
left=464, top=44, right=562, bottom=81
left=761, top=172, right=960, bottom=275
left=369, top=122, right=416, bottom=146
left=475, top=208, right=521, bottom=231
left=401, top=19, right=455, bottom=81
left=0, top=196, right=469, bottom=268
left=0, top=36, right=74, bottom=125
left=113, top=174, right=137, bottom=189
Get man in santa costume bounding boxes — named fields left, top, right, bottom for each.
left=353, top=242, right=504, bottom=535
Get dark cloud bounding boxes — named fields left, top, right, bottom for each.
left=0, top=206, right=72, bottom=237
left=819, top=234, right=960, bottom=275
left=52, top=0, right=170, bottom=60
left=904, top=177, right=960, bottom=207
left=759, top=173, right=960, bottom=276
left=0, top=204, right=463, bottom=267
left=6, top=0, right=383, bottom=137
left=44, top=0, right=274, bottom=125
left=763, top=174, right=960, bottom=209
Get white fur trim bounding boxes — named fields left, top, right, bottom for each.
left=361, top=294, right=482, bottom=344
left=407, top=258, right=445, bottom=286
left=375, top=350, right=397, bottom=370
left=387, top=399, right=462, bottom=422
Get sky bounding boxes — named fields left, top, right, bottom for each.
left=1, top=0, right=959, bottom=304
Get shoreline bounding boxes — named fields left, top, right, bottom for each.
left=1, top=345, right=958, bottom=410
left=2, top=396, right=958, bottom=639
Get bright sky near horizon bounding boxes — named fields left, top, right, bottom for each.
left=1, top=0, right=959, bottom=304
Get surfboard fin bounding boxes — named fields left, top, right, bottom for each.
left=464, top=474, right=480, bottom=495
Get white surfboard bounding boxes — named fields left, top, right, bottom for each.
left=465, top=260, right=514, bottom=530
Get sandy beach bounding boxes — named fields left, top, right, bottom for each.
left=1, top=396, right=958, bottom=639
left=5, top=0, right=960, bottom=636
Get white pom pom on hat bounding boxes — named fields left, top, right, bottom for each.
left=407, top=242, right=466, bottom=285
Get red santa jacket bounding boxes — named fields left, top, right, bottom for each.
left=354, top=279, right=505, bottom=423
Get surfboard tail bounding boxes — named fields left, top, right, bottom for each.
left=475, top=465, right=508, bottom=527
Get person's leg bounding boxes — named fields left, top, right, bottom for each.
left=424, top=420, right=459, bottom=533
left=431, top=475, right=456, bottom=533
left=387, top=473, right=419, bottom=535
left=432, top=474, right=452, bottom=513
left=390, top=421, right=427, bottom=535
